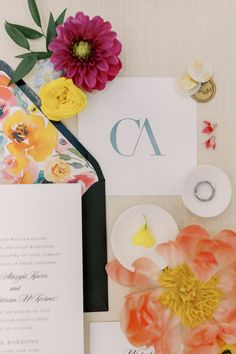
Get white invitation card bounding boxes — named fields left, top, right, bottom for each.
left=0, top=184, right=83, bottom=354
left=78, top=77, right=197, bottom=196
left=90, top=322, right=154, bottom=354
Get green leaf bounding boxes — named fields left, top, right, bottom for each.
left=68, top=148, right=83, bottom=158
left=69, top=162, right=84, bottom=169
left=9, top=53, right=37, bottom=84
left=46, top=12, right=57, bottom=48
left=5, top=22, right=30, bottom=50
left=28, top=0, right=41, bottom=27
left=16, top=51, right=51, bottom=59
left=7, top=23, right=42, bottom=39
left=55, top=8, right=67, bottom=26
left=15, top=53, right=29, bottom=59
left=59, top=154, right=71, bottom=161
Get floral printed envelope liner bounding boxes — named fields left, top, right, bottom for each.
left=0, top=71, right=98, bottom=193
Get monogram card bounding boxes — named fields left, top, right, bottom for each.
left=78, top=77, right=197, bottom=195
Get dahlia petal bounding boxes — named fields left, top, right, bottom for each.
left=79, top=65, right=87, bottom=76
left=66, top=65, right=77, bottom=78
left=107, top=55, right=119, bottom=65
left=95, top=39, right=114, bottom=50
left=97, top=31, right=117, bottom=41
left=94, top=80, right=106, bottom=90
left=91, top=16, right=104, bottom=34
left=111, top=38, right=122, bottom=55
left=98, top=21, right=112, bottom=35
left=75, top=11, right=90, bottom=25
left=97, top=71, right=108, bottom=83
left=105, top=259, right=135, bottom=287
left=107, top=74, right=116, bottom=81
left=84, top=20, right=98, bottom=39
left=84, top=72, right=97, bottom=89
left=132, top=257, right=160, bottom=289
left=96, top=60, right=109, bottom=71
left=88, top=66, right=97, bottom=77
left=74, top=74, right=83, bottom=87
left=156, top=241, right=185, bottom=267
left=108, top=63, right=121, bottom=76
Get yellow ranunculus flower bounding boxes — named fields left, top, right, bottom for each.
left=3, top=110, right=58, bottom=162
left=39, top=77, right=87, bottom=121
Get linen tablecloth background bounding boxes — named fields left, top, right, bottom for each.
left=1, top=1, right=236, bottom=352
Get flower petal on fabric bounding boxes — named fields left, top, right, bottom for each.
left=176, top=225, right=210, bottom=259
left=105, top=260, right=135, bottom=287
left=199, top=239, right=236, bottom=273
left=218, top=262, right=236, bottom=297
left=213, top=302, right=236, bottom=343
left=190, top=251, right=218, bottom=280
left=184, top=342, right=220, bottom=354
left=132, top=258, right=160, bottom=289
left=122, top=290, right=180, bottom=350
left=215, top=229, right=236, bottom=250
left=184, top=324, right=219, bottom=347
left=156, top=241, right=185, bottom=267
left=154, top=322, right=181, bottom=354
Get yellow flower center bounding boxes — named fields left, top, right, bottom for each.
left=12, top=123, right=29, bottom=143
left=72, top=40, right=92, bottom=61
left=220, top=345, right=236, bottom=354
left=158, top=264, right=222, bottom=328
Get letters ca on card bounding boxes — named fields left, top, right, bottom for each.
left=78, top=78, right=197, bottom=195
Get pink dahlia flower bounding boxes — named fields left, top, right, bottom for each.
left=106, top=225, right=236, bottom=354
left=49, top=12, right=122, bottom=91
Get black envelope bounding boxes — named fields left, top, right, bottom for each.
left=0, top=60, right=108, bottom=313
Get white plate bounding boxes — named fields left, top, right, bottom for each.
left=111, top=204, right=179, bottom=271
left=182, top=165, right=232, bottom=218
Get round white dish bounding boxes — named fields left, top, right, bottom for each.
left=111, top=204, right=179, bottom=271
left=182, top=165, right=232, bottom=218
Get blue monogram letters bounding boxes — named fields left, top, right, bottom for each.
left=110, top=118, right=162, bottom=157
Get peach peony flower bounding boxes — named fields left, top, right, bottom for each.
left=106, top=225, right=236, bottom=354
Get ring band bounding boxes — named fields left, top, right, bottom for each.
left=194, top=180, right=215, bottom=202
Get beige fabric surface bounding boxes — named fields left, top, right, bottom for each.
left=1, top=0, right=236, bottom=352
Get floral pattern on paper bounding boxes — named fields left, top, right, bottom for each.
left=0, top=72, right=98, bottom=194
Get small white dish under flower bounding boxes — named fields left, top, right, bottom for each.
left=111, top=204, right=179, bottom=271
